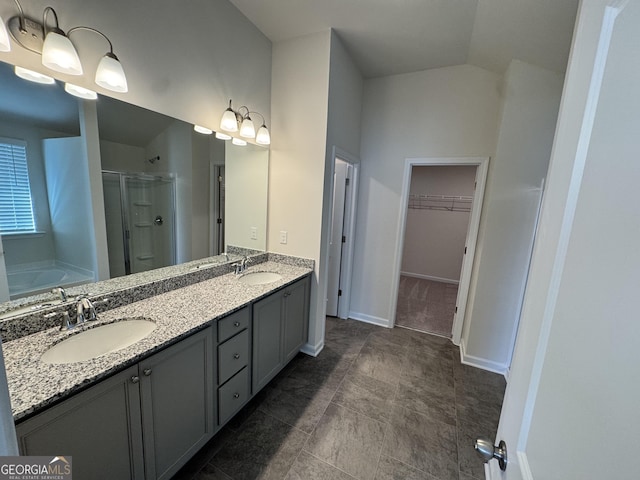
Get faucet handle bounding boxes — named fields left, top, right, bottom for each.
left=51, top=287, right=68, bottom=302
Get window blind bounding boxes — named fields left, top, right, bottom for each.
left=0, top=138, right=36, bottom=233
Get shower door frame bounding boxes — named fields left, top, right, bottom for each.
left=103, top=170, right=177, bottom=276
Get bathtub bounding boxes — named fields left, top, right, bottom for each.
left=7, top=264, right=94, bottom=299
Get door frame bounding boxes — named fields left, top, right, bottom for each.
left=390, top=156, right=489, bottom=345
left=326, top=146, right=360, bottom=320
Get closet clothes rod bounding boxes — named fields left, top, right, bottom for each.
left=408, top=194, right=473, bottom=212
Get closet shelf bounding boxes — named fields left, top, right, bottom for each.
left=408, top=194, right=472, bottom=212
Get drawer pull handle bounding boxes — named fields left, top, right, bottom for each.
left=233, top=321, right=240, bottom=327
left=131, top=376, right=139, bottom=384
left=233, top=393, right=240, bottom=399
left=233, top=353, right=240, bottom=359
left=143, top=368, right=152, bottom=376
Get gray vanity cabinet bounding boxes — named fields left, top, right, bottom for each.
left=283, top=277, right=310, bottom=363
left=252, top=276, right=310, bottom=393
left=16, top=365, right=146, bottom=480
left=139, top=327, right=215, bottom=480
left=15, top=326, right=215, bottom=480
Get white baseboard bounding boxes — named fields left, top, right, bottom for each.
left=300, top=340, right=324, bottom=357
left=460, top=339, right=509, bottom=376
left=348, top=311, right=391, bottom=328
left=400, top=271, right=460, bottom=285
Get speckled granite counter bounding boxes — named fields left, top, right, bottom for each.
left=3, top=261, right=312, bottom=421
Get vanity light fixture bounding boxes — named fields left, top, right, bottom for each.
left=193, top=125, right=234, bottom=141
left=219, top=99, right=271, bottom=145
left=4, top=0, right=128, bottom=93
left=231, top=138, right=247, bottom=147
left=194, top=125, right=213, bottom=135
left=40, top=8, right=82, bottom=75
left=14, top=65, right=55, bottom=84
left=215, top=132, right=232, bottom=141
left=64, top=82, right=98, bottom=100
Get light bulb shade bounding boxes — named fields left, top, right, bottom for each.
left=240, top=117, right=256, bottom=138
left=220, top=108, right=238, bottom=132
left=215, top=132, right=232, bottom=140
left=194, top=125, right=213, bottom=135
left=95, top=52, right=128, bottom=93
left=42, top=30, right=83, bottom=75
left=64, top=83, right=98, bottom=100
left=0, top=15, right=10, bottom=52
left=231, top=138, right=247, bottom=146
left=15, top=66, right=55, bottom=84
left=256, top=125, right=271, bottom=145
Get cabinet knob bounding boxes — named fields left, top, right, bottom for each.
left=233, top=353, right=240, bottom=359
left=233, top=393, right=240, bottom=399
left=131, top=375, right=140, bottom=384
left=143, top=368, right=152, bottom=376
left=233, top=321, right=240, bottom=327
left=284, top=292, right=290, bottom=297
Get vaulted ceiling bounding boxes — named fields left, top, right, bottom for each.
left=229, top=0, right=579, bottom=78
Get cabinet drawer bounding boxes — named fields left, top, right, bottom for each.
left=218, top=308, right=249, bottom=343
left=218, top=329, right=249, bottom=385
left=218, top=367, right=249, bottom=425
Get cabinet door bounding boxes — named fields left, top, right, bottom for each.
left=16, top=365, right=145, bottom=480
left=139, top=327, right=214, bottom=480
left=283, top=277, right=310, bottom=364
left=252, top=291, right=283, bottom=393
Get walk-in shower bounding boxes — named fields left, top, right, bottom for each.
left=102, top=171, right=176, bottom=277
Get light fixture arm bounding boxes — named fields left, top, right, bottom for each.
left=67, top=26, right=114, bottom=54
left=42, top=6, right=61, bottom=36
left=247, top=111, right=266, bottom=126
left=12, top=0, right=26, bottom=33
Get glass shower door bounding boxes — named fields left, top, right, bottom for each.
left=102, top=172, right=176, bottom=276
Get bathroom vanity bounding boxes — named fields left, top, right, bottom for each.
left=1, top=257, right=312, bottom=480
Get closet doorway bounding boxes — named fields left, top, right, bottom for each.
left=392, top=157, right=488, bottom=343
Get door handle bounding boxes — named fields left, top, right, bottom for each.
left=475, top=438, right=507, bottom=471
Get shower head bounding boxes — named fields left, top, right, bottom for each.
left=147, top=155, right=160, bottom=164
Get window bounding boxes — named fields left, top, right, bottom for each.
left=0, top=138, right=36, bottom=234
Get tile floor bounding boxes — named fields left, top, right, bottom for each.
left=172, top=318, right=506, bottom=480
left=395, top=276, right=458, bottom=337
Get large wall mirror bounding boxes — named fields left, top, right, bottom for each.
left=0, top=60, right=269, bottom=305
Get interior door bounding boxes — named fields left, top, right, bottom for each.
left=326, top=159, right=349, bottom=317
left=492, top=1, right=640, bottom=478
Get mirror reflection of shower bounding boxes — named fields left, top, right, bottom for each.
left=102, top=171, right=176, bottom=276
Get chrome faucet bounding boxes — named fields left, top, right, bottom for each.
left=76, top=297, right=97, bottom=324
left=51, top=287, right=68, bottom=302
left=232, top=256, right=250, bottom=275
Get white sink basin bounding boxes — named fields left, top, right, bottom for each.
left=238, top=271, right=282, bottom=285
left=41, top=319, right=156, bottom=364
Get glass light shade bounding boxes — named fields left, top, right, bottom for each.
left=220, top=109, right=238, bottom=132
left=194, top=125, right=213, bottom=135
left=42, top=30, right=83, bottom=75
left=95, top=53, right=128, bottom=93
left=215, top=132, right=232, bottom=140
left=15, top=66, right=55, bottom=84
left=231, top=138, right=247, bottom=146
left=0, top=16, right=10, bottom=52
left=64, top=83, right=98, bottom=100
left=256, top=125, right=271, bottom=145
left=239, top=117, right=256, bottom=138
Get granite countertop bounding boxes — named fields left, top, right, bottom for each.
left=3, top=261, right=312, bottom=421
